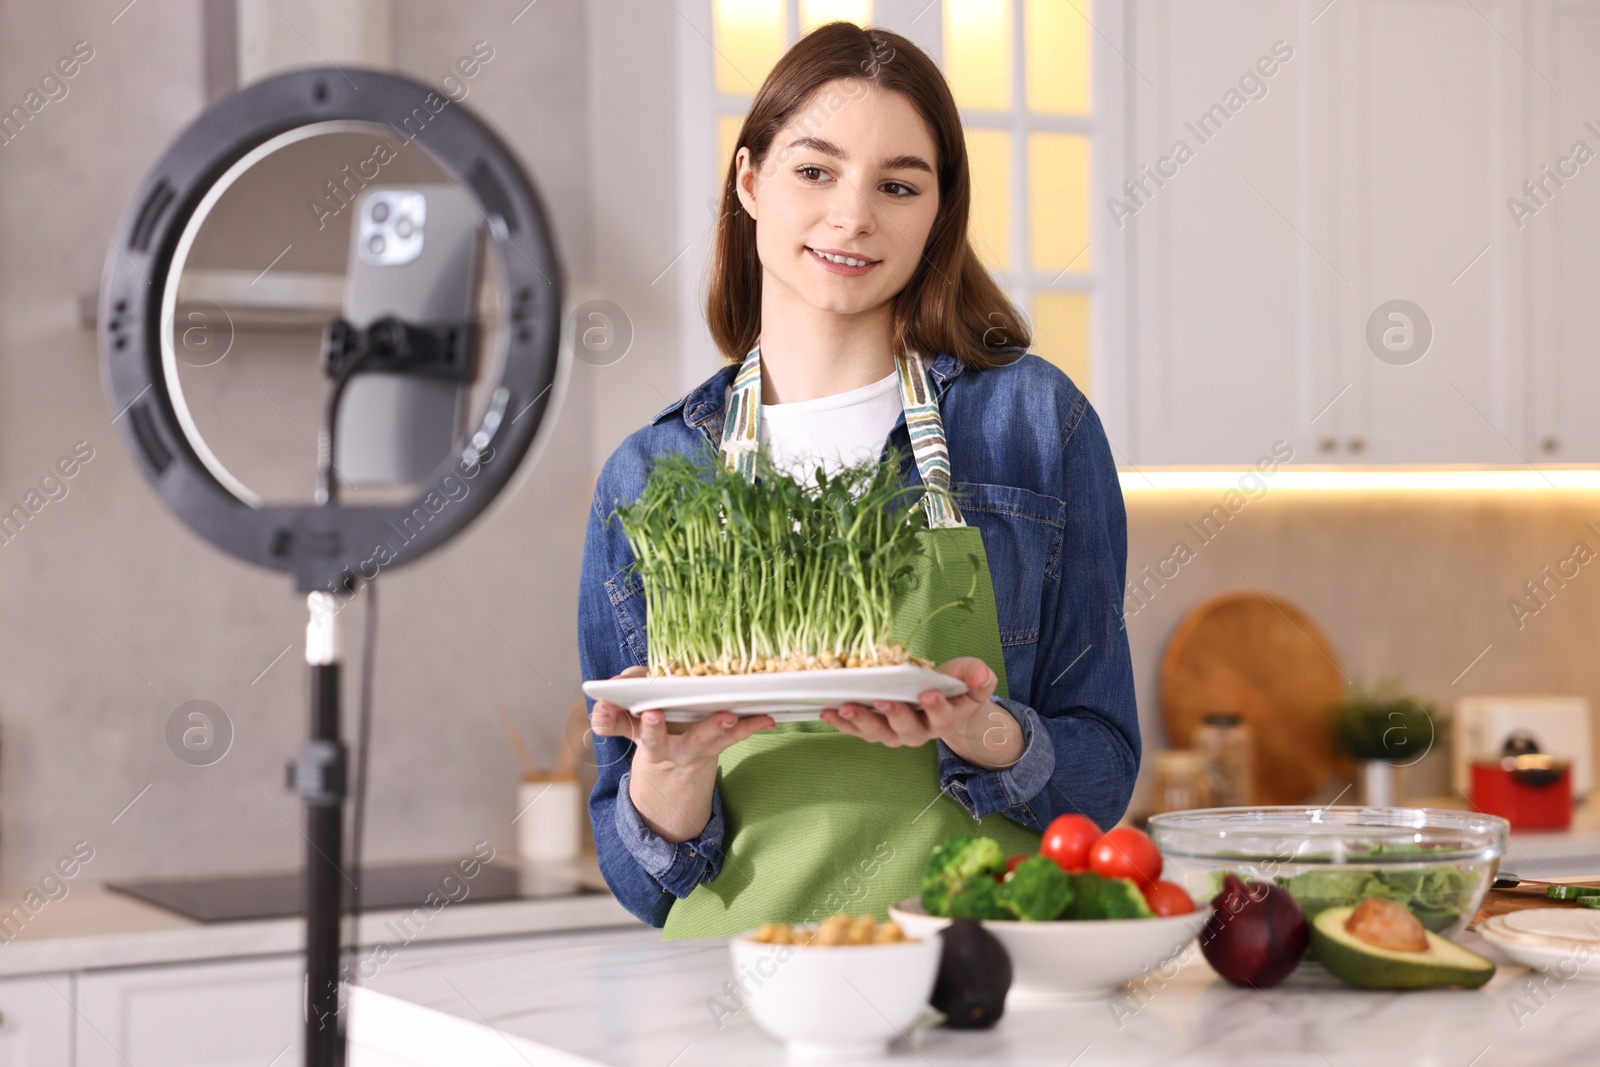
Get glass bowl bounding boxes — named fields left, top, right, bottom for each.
left=1147, top=806, right=1508, bottom=938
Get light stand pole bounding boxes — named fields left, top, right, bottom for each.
left=296, top=592, right=347, bottom=1063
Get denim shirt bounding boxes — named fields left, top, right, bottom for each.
left=577, top=349, right=1141, bottom=928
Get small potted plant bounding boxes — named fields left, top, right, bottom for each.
left=1325, top=678, right=1443, bottom=807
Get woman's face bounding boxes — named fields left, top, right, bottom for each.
left=735, top=79, right=940, bottom=319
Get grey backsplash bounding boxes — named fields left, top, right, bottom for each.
left=1123, top=491, right=1600, bottom=813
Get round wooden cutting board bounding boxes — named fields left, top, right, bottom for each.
left=1472, top=881, right=1600, bottom=928
left=1159, top=590, right=1346, bottom=805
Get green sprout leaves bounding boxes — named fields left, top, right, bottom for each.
left=609, top=443, right=941, bottom=676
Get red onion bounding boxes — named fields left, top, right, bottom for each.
left=1200, top=873, right=1308, bottom=987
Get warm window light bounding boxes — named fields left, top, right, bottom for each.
left=717, top=114, right=742, bottom=179
left=800, top=0, right=871, bottom=32
left=1029, top=132, right=1091, bottom=272
left=945, top=0, right=1012, bottom=111
left=1118, top=468, right=1600, bottom=492
left=1032, top=290, right=1091, bottom=396
left=965, top=127, right=1011, bottom=268
left=713, top=0, right=785, bottom=94
left=1026, top=0, right=1091, bottom=114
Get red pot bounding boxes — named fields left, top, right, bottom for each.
left=1471, top=754, right=1572, bottom=830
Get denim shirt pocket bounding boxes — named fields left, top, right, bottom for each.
left=604, top=564, right=649, bottom=668
left=953, top=481, right=1067, bottom=691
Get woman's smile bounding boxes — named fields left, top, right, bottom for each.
left=805, top=245, right=881, bottom=276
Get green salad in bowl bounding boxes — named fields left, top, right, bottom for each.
left=1146, top=807, right=1508, bottom=938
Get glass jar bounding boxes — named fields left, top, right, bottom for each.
left=1152, top=750, right=1214, bottom=814
left=1193, top=712, right=1254, bottom=807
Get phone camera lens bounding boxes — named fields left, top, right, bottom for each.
left=368, top=235, right=386, bottom=255
left=371, top=202, right=390, bottom=223
left=395, top=217, right=414, bottom=238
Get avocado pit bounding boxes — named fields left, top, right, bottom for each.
left=1346, top=897, right=1429, bottom=953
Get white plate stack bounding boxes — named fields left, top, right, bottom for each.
left=1478, top=907, right=1600, bottom=977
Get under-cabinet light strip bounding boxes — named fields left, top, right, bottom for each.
left=1117, top=469, right=1600, bottom=492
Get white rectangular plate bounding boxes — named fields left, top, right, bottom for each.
left=581, top=665, right=968, bottom=722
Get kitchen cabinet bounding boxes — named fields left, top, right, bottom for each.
left=68, top=933, right=579, bottom=1066
left=1126, top=0, right=1312, bottom=465
left=1525, top=0, right=1600, bottom=461
left=0, top=975, right=73, bottom=1067
left=74, top=956, right=301, bottom=1067
left=1124, top=0, right=1539, bottom=465
left=1321, top=0, right=1526, bottom=464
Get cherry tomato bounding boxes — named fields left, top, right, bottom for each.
left=995, top=853, right=1029, bottom=882
left=1141, top=879, right=1195, bottom=916
left=1039, top=814, right=1101, bottom=873
left=1088, top=827, right=1163, bottom=886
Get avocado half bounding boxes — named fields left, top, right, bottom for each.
left=1309, top=905, right=1495, bottom=990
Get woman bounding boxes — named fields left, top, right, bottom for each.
left=577, top=22, right=1138, bottom=937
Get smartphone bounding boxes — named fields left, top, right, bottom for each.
left=335, top=184, right=484, bottom=486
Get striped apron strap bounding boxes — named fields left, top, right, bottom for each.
left=718, top=343, right=764, bottom=481
left=716, top=342, right=965, bottom=529
left=896, top=349, right=964, bottom=529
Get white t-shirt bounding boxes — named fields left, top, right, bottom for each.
left=759, top=368, right=901, bottom=487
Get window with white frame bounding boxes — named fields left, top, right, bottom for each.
left=703, top=0, right=1096, bottom=397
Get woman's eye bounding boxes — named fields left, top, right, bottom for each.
left=796, top=167, right=916, bottom=199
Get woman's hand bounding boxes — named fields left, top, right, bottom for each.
left=590, top=665, right=775, bottom=842
left=590, top=665, right=776, bottom=771
left=818, top=657, right=1024, bottom=771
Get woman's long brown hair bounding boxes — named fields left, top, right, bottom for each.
left=705, top=21, right=1031, bottom=370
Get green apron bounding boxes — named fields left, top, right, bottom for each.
left=660, top=344, right=1041, bottom=939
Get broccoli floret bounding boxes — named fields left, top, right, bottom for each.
left=946, top=874, right=1006, bottom=920
left=1062, top=871, right=1154, bottom=920
left=997, top=855, right=1074, bottom=921
left=920, top=836, right=1006, bottom=916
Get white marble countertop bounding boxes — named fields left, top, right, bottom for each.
left=0, top=859, right=641, bottom=978
left=347, top=923, right=1600, bottom=1067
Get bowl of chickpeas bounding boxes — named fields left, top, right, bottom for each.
left=729, top=913, right=939, bottom=1059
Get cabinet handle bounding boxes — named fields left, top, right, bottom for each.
left=1542, top=436, right=1560, bottom=454
left=1347, top=437, right=1367, bottom=454
left=1319, top=436, right=1339, bottom=453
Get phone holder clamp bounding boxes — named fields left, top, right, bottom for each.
left=321, top=315, right=479, bottom=383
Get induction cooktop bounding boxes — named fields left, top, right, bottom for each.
left=107, top=860, right=601, bottom=923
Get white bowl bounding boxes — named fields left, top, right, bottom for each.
left=889, top=899, right=1208, bottom=1002
left=729, top=929, right=941, bottom=1059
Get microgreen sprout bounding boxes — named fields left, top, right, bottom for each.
left=609, top=443, right=966, bottom=676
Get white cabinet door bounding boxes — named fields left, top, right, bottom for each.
left=0, top=975, right=73, bottom=1067
left=1321, top=0, right=1526, bottom=463
left=1127, top=0, right=1320, bottom=464
left=1526, top=0, right=1600, bottom=460
left=76, top=956, right=301, bottom=1067
left=1128, top=0, right=1530, bottom=465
